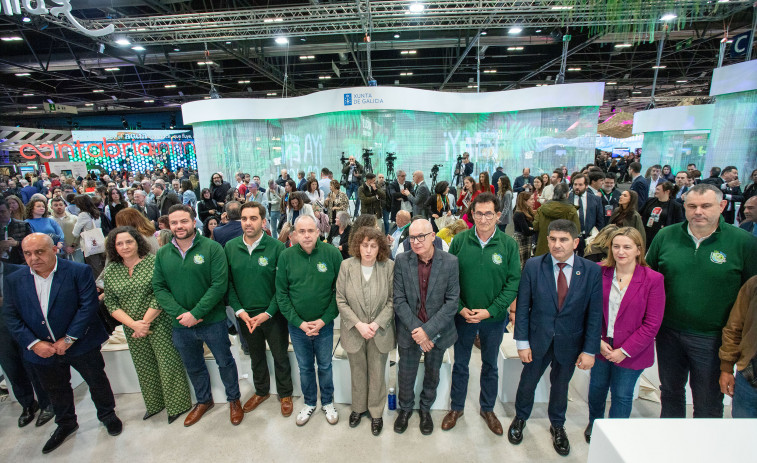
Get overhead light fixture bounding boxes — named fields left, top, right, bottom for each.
left=535, top=29, right=542, bottom=33
left=299, top=55, right=315, bottom=60
left=275, top=37, right=289, bottom=45
left=263, top=18, right=284, bottom=23
left=508, top=27, right=523, bottom=35
left=567, top=67, right=581, bottom=71
left=652, top=65, right=667, bottom=69
left=1, top=36, right=23, bottom=41
left=197, top=61, right=214, bottom=65
left=467, top=85, right=478, bottom=88
left=480, top=31, right=487, bottom=36
left=22, top=93, right=34, bottom=96
left=718, top=0, right=731, bottom=3
left=615, top=43, right=633, bottom=48
left=165, top=84, right=176, bottom=88
left=507, top=46, right=524, bottom=51
left=144, top=99, right=154, bottom=103
left=92, top=89, right=104, bottom=92
left=483, top=69, right=497, bottom=74
left=394, top=34, right=400, bottom=38
left=115, top=38, right=131, bottom=46
left=267, top=92, right=277, bottom=96
left=400, top=72, right=413, bottom=76
left=104, top=67, right=120, bottom=71
left=131, top=45, right=146, bottom=51
left=15, top=72, right=30, bottom=76
left=632, top=91, right=642, bottom=94
left=318, top=75, right=332, bottom=80
left=85, top=103, right=94, bottom=106
left=26, top=106, right=37, bottom=109
left=22, top=17, right=31, bottom=23
left=726, top=39, right=733, bottom=44
left=551, top=6, right=573, bottom=10
left=173, top=48, right=180, bottom=52
left=606, top=81, right=617, bottom=85
left=238, top=80, right=251, bottom=84
left=660, top=13, right=677, bottom=21
left=400, top=50, right=417, bottom=55
left=225, top=41, right=232, bottom=44
left=408, top=2, right=425, bottom=13
left=676, top=79, right=688, bottom=83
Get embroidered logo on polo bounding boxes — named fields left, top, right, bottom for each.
left=710, top=251, right=726, bottom=264
left=317, top=262, right=328, bottom=272
left=491, top=253, right=503, bottom=265
left=193, top=254, right=205, bottom=264
left=258, top=257, right=269, bottom=267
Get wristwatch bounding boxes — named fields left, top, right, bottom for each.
left=64, top=335, right=76, bottom=345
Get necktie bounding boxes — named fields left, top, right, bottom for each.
left=557, top=263, right=568, bottom=311
left=577, top=196, right=585, bottom=230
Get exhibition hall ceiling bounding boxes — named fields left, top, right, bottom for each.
left=0, top=0, right=754, bottom=125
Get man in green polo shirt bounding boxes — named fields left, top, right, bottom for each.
left=443, top=192, right=521, bottom=435
left=226, top=201, right=293, bottom=418
left=152, top=204, right=242, bottom=427
left=647, top=183, right=757, bottom=419
left=277, top=214, right=342, bottom=426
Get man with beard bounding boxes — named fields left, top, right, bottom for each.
left=210, top=173, right=232, bottom=208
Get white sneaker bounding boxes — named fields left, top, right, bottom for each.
left=322, top=403, right=338, bottom=425
left=296, top=405, right=316, bottom=426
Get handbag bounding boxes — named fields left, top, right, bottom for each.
left=80, top=227, right=106, bottom=257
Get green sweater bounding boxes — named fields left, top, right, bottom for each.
left=152, top=233, right=229, bottom=328
left=449, top=227, right=521, bottom=322
left=646, top=218, right=757, bottom=336
left=276, top=240, right=343, bottom=327
left=225, top=233, right=284, bottom=317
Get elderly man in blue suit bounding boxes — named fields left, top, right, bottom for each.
left=568, top=173, right=604, bottom=256
left=3, top=233, right=121, bottom=454
left=507, top=220, right=602, bottom=457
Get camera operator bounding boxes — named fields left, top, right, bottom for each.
left=462, top=152, right=474, bottom=177
left=342, top=156, right=364, bottom=218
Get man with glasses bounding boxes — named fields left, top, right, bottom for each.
left=393, top=219, right=460, bottom=435
left=389, top=170, right=414, bottom=222
left=443, top=193, right=521, bottom=436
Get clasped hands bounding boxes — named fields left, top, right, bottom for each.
left=460, top=307, right=491, bottom=324
left=516, top=350, right=596, bottom=370
left=32, top=339, right=71, bottom=358
left=412, top=327, right=434, bottom=352
left=177, top=312, right=203, bottom=328
left=239, top=312, right=271, bottom=334
left=299, top=319, right=326, bottom=337
left=355, top=321, right=380, bottom=340
left=600, top=340, right=626, bottom=364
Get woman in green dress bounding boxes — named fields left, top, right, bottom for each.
left=103, top=226, right=192, bottom=423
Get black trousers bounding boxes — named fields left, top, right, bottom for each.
left=397, top=344, right=445, bottom=412
left=237, top=312, right=293, bottom=398
left=32, top=347, right=116, bottom=428
left=0, top=323, right=50, bottom=409
left=514, top=341, right=576, bottom=427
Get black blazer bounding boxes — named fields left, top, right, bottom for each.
left=630, top=176, right=649, bottom=210
left=514, top=254, right=602, bottom=364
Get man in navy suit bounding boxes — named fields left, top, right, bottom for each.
left=568, top=174, right=604, bottom=256
left=213, top=201, right=243, bottom=247
left=628, top=161, right=649, bottom=209
left=507, top=220, right=602, bottom=457
left=3, top=234, right=121, bottom=454
left=513, top=167, right=535, bottom=193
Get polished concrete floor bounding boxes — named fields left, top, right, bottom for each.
left=0, top=352, right=713, bottom=463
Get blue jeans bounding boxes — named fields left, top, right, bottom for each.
left=588, top=358, right=643, bottom=422
left=450, top=316, right=505, bottom=412
left=732, top=370, right=757, bottom=418
left=382, top=209, right=390, bottom=235
left=269, top=210, right=280, bottom=239
left=288, top=322, right=334, bottom=407
left=172, top=320, right=240, bottom=404
left=346, top=182, right=360, bottom=217
left=656, top=326, right=723, bottom=418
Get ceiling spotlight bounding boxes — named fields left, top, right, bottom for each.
left=535, top=29, right=542, bottom=33
left=615, top=43, right=633, bottom=48
left=676, top=79, right=688, bottom=83
left=115, top=38, right=131, bottom=46
left=481, top=31, right=487, bottom=36
left=165, top=84, right=176, bottom=88
left=507, top=46, right=524, bottom=51
left=275, top=37, right=289, bottom=45
left=22, top=93, right=34, bottom=96
left=652, top=65, right=667, bottom=69
left=318, top=75, right=332, bottom=80
left=299, top=55, right=315, bottom=60
left=93, top=89, right=104, bottom=92
left=567, top=67, right=581, bottom=71
left=483, top=69, right=497, bottom=74
left=238, top=80, right=251, bottom=84
left=660, top=14, right=677, bottom=21
left=144, top=99, right=154, bottom=103
left=104, top=67, right=120, bottom=71
left=606, top=82, right=617, bottom=85
left=632, top=91, right=642, bottom=94
left=15, top=72, right=31, bottom=76
left=1, top=36, right=23, bottom=41
left=27, top=106, right=37, bottom=109
left=400, top=72, right=413, bottom=76
left=22, top=17, right=31, bottom=23
left=197, top=61, right=214, bottom=65
left=85, top=103, right=94, bottom=106
left=394, top=34, right=400, bottom=38
left=131, top=45, right=146, bottom=51
left=225, top=41, right=232, bottom=44
left=173, top=48, right=180, bottom=52
left=408, top=2, right=425, bottom=13
left=267, top=92, right=277, bottom=96
left=400, top=50, right=417, bottom=55
left=508, top=27, right=523, bottom=35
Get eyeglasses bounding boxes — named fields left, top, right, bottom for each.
left=473, top=211, right=496, bottom=220
left=408, top=232, right=433, bottom=243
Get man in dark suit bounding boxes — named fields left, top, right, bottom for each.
left=513, top=168, right=535, bottom=193
left=1, top=261, right=55, bottom=428
left=393, top=219, right=459, bottom=435
left=628, top=161, right=649, bottom=209
left=404, top=171, right=430, bottom=218
left=3, top=234, right=121, bottom=454
left=213, top=201, right=243, bottom=247
left=507, top=219, right=602, bottom=457
left=131, top=190, right=159, bottom=225
left=0, top=198, right=32, bottom=265
left=153, top=181, right=181, bottom=217
left=389, top=171, right=414, bottom=222
left=568, top=174, right=604, bottom=256
left=674, top=171, right=690, bottom=204
left=706, top=166, right=743, bottom=224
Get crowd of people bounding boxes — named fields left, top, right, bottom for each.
left=0, top=154, right=756, bottom=456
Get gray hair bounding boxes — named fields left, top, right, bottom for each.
left=293, top=213, right=317, bottom=228
left=133, top=190, right=146, bottom=198
left=336, top=211, right=351, bottom=227
left=686, top=183, right=723, bottom=202
left=225, top=201, right=242, bottom=220
left=552, top=183, right=570, bottom=201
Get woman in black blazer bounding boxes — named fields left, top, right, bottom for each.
left=640, top=181, right=684, bottom=245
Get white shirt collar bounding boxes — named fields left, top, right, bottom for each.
left=550, top=253, right=575, bottom=268
left=30, top=259, right=58, bottom=280
left=243, top=233, right=264, bottom=255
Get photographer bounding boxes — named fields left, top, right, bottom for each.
left=390, top=170, right=414, bottom=222
left=342, top=156, right=364, bottom=218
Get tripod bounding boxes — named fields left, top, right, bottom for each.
left=339, top=151, right=349, bottom=187
left=385, top=152, right=397, bottom=181
left=430, top=164, right=442, bottom=191
left=452, top=154, right=463, bottom=188
left=362, top=148, right=374, bottom=174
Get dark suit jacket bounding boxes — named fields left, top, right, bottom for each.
left=3, top=258, right=107, bottom=365
left=599, top=265, right=665, bottom=370
left=630, top=175, right=649, bottom=210
left=514, top=254, right=602, bottom=364
left=393, top=249, right=459, bottom=350
left=132, top=203, right=159, bottom=224
left=569, top=192, right=604, bottom=236
left=600, top=189, right=621, bottom=226
left=213, top=220, right=243, bottom=247
left=0, top=262, right=25, bottom=332
left=513, top=175, right=535, bottom=193
left=156, top=191, right=181, bottom=216
left=390, top=180, right=414, bottom=217
left=1, top=219, right=32, bottom=265
left=408, top=182, right=430, bottom=218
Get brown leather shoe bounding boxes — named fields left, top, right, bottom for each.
left=480, top=410, right=503, bottom=436
left=230, top=400, right=244, bottom=425
left=280, top=396, right=293, bottom=417
left=184, top=402, right=214, bottom=427
left=441, top=410, right=464, bottom=431
left=474, top=334, right=482, bottom=349
left=242, top=394, right=270, bottom=413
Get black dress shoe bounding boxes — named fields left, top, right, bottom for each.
left=419, top=410, right=433, bottom=435
left=42, top=424, right=78, bottom=454
left=36, top=406, right=55, bottom=427
left=371, top=418, right=383, bottom=436
left=168, top=407, right=191, bottom=424
left=18, top=400, right=39, bottom=428
left=508, top=417, right=526, bottom=445
left=584, top=422, right=593, bottom=444
left=349, top=411, right=366, bottom=428
left=550, top=425, right=571, bottom=456
left=143, top=409, right=163, bottom=421
left=393, top=410, right=412, bottom=434
left=104, top=416, right=123, bottom=436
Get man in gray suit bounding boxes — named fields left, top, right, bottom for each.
left=402, top=171, right=430, bottom=218
left=393, top=219, right=459, bottom=435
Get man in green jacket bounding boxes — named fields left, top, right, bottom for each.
left=226, top=202, right=293, bottom=418
left=276, top=214, right=342, bottom=427
left=647, top=184, right=757, bottom=419
left=443, top=192, right=521, bottom=435
left=152, top=204, right=242, bottom=427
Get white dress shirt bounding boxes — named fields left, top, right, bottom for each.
left=27, top=261, right=59, bottom=349
left=607, top=269, right=632, bottom=357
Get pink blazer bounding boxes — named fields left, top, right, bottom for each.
left=599, top=264, right=665, bottom=370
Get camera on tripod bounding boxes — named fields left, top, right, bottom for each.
left=385, top=152, right=397, bottom=162
left=339, top=151, right=349, bottom=167
left=431, top=164, right=443, bottom=173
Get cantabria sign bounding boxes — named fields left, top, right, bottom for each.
left=1, top=0, right=114, bottom=37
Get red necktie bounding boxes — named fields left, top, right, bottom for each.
left=557, top=263, right=568, bottom=311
